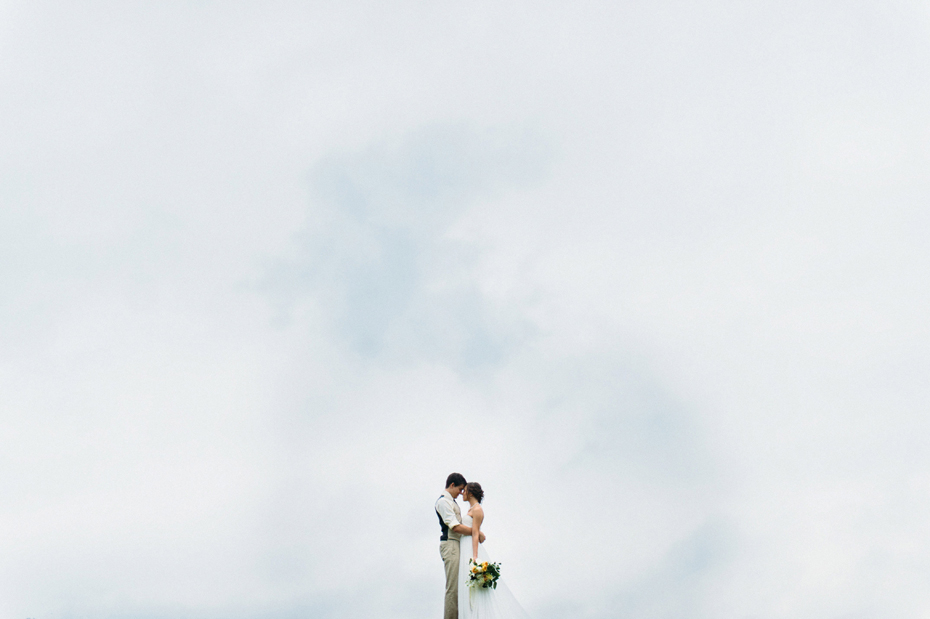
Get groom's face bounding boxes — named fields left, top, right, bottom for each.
left=451, top=484, right=465, bottom=498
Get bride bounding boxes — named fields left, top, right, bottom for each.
left=457, top=482, right=530, bottom=619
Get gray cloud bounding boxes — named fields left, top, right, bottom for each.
left=266, top=123, right=549, bottom=365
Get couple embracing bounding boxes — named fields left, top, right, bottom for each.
left=435, top=473, right=528, bottom=619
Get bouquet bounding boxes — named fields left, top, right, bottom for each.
left=468, top=558, right=501, bottom=589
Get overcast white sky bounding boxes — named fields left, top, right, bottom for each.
left=2, top=1, right=930, bottom=618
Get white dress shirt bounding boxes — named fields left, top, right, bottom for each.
left=435, top=490, right=462, bottom=540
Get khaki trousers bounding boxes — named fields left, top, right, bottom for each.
left=439, top=539, right=460, bottom=619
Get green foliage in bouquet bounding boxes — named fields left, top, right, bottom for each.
left=468, top=558, right=502, bottom=589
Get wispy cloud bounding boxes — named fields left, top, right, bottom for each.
left=266, top=123, right=549, bottom=365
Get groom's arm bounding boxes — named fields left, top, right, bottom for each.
left=437, top=499, right=486, bottom=542
left=450, top=523, right=486, bottom=543
left=437, top=500, right=461, bottom=534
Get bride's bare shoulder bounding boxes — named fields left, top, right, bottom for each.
left=470, top=504, right=485, bottom=517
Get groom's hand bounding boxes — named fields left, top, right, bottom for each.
left=478, top=532, right=486, bottom=543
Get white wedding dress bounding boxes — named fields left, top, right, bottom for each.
left=458, top=508, right=530, bottom=619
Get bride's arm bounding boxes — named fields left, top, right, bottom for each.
left=470, top=506, right=484, bottom=561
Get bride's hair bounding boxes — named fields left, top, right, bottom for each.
left=465, top=482, right=484, bottom=503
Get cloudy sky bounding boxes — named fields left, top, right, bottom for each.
left=2, top=1, right=930, bottom=618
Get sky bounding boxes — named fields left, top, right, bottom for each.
left=2, top=1, right=930, bottom=618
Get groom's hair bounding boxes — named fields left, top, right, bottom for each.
left=445, top=473, right=467, bottom=488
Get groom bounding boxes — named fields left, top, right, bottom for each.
left=436, top=472, right=485, bottom=619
